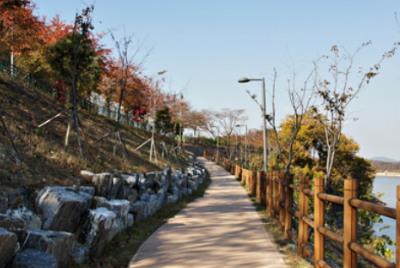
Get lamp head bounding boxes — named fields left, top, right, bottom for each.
left=238, top=77, right=250, bottom=83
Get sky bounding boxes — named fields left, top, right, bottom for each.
left=33, top=0, right=400, bottom=160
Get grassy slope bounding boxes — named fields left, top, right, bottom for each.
left=0, top=74, right=189, bottom=197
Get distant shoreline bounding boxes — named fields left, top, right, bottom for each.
left=376, top=172, right=400, bottom=177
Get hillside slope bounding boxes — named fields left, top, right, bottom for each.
left=0, top=74, right=189, bottom=200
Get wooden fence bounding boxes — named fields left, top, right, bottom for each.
left=204, top=151, right=399, bottom=268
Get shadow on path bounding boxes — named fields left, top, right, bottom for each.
left=128, top=157, right=287, bottom=268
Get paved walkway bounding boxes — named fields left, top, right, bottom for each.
left=129, top=157, right=287, bottom=268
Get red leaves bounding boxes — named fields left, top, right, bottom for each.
left=131, top=104, right=147, bottom=122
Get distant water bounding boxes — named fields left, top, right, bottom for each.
left=372, top=176, right=400, bottom=258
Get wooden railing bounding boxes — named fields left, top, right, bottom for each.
left=204, top=152, right=399, bottom=268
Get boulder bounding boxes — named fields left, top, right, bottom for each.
left=127, top=214, right=134, bottom=227
left=79, top=186, right=95, bottom=197
left=80, top=170, right=95, bottom=177
left=70, top=245, right=89, bottom=265
left=0, top=191, right=7, bottom=214
left=129, top=203, right=144, bottom=222
left=181, top=188, right=189, bottom=196
left=139, top=176, right=156, bottom=190
left=0, top=213, right=25, bottom=232
left=0, top=227, right=19, bottom=268
left=99, top=200, right=130, bottom=232
left=91, top=173, right=113, bottom=197
left=78, top=207, right=117, bottom=256
left=36, top=186, right=89, bottom=233
left=23, top=229, right=74, bottom=266
left=8, top=187, right=34, bottom=211
left=188, top=180, right=197, bottom=192
left=108, top=177, right=123, bottom=199
left=167, top=193, right=179, bottom=204
left=7, top=206, right=42, bottom=229
left=121, top=174, right=138, bottom=187
left=116, top=184, right=138, bottom=203
left=12, top=249, right=58, bottom=268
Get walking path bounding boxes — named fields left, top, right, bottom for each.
left=129, top=157, right=287, bottom=268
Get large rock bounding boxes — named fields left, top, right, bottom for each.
left=121, top=174, right=138, bottom=187
left=116, top=184, right=138, bottom=203
left=129, top=203, right=144, bottom=222
left=108, top=178, right=123, bottom=200
left=91, top=173, right=113, bottom=197
left=99, top=200, right=130, bottom=232
left=0, top=227, right=20, bottom=268
left=7, top=206, right=42, bottom=229
left=36, top=187, right=89, bottom=233
left=0, top=191, right=7, bottom=214
left=12, top=249, right=58, bottom=268
left=23, top=229, right=74, bottom=266
left=70, top=245, right=89, bottom=265
left=0, top=213, right=26, bottom=242
left=79, top=207, right=117, bottom=256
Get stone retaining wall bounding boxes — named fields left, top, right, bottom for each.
left=0, top=163, right=206, bottom=268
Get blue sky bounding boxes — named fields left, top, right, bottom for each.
left=33, top=0, right=400, bottom=160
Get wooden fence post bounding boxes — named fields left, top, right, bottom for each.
left=251, top=171, right=257, bottom=196
left=256, top=172, right=261, bottom=203
left=267, top=172, right=273, bottom=217
left=273, top=171, right=280, bottom=223
left=344, top=179, right=358, bottom=268
left=314, top=177, right=325, bottom=268
left=279, top=173, right=285, bottom=231
left=284, top=174, right=293, bottom=240
left=397, top=186, right=400, bottom=268
left=298, top=176, right=309, bottom=257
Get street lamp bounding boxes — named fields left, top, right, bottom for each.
left=210, top=125, right=220, bottom=162
left=238, top=77, right=268, bottom=171
left=236, top=124, right=247, bottom=169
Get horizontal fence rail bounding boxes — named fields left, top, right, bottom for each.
left=203, top=150, right=400, bottom=268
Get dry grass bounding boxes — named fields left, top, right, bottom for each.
left=0, top=74, right=190, bottom=196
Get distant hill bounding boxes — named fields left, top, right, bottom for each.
left=370, top=157, right=399, bottom=163
left=370, top=160, right=400, bottom=173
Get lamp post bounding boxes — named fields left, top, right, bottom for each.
left=236, top=124, right=247, bottom=169
left=238, top=77, right=268, bottom=171
left=211, top=125, right=220, bottom=162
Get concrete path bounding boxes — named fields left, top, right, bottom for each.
left=129, top=157, right=287, bottom=268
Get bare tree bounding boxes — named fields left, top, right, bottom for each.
left=98, top=30, right=152, bottom=160
left=246, top=66, right=316, bottom=173
left=312, top=43, right=395, bottom=185
left=214, top=108, right=248, bottom=161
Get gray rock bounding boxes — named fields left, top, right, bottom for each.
left=0, top=227, right=20, bottom=268
left=139, top=177, right=156, bottom=189
left=181, top=175, right=189, bottom=188
left=117, top=184, right=138, bottom=203
left=0, top=213, right=25, bottom=232
left=109, top=177, right=123, bottom=199
left=91, top=173, right=113, bottom=197
left=78, top=207, right=117, bottom=256
left=188, top=180, right=197, bottom=192
left=100, top=200, right=130, bottom=232
left=181, top=188, right=189, bottom=196
left=36, top=187, right=89, bottom=233
left=127, top=213, right=134, bottom=227
left=13, top=249, right=58, bottom=268
left=79, top=186, right=95, bottom=197
left=0, top=191, right=8, bottom=214
left=23, top=229, right=73, bottom=266
left=80, top=170, right=95, bottom=177
left=167, top=193, right=179, bottom=204
left=121, top=174, right=138, bottom=187
left=156, top=189, right=168, bottom=210
left=129, top=203, right=144, bottom=214
left=7, top=206, right=42, bottom=230
left=140, top=193, right=150, bottom=202
left=70, top=245, right=89, bottom=264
